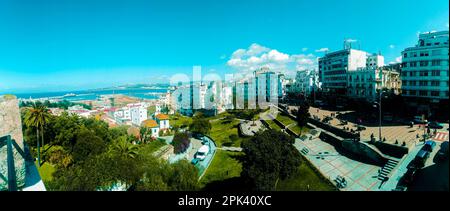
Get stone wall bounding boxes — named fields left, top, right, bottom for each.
left=0, top=95, right=26, bottom=190
left=0, top=95, right=24, bottom=149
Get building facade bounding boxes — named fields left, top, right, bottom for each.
left=319, top=48, right=371, bottom=94
left=401, top=30, right=449, bottom=112
left=347, top=65, right=401, bottom=102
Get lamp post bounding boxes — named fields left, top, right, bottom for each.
left=373, top=90, right=386, bottom=142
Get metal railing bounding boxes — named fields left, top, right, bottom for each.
left=0, top=135, right=27, bottom=191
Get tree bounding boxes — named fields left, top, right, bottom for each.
left=172, top=132, right=191, bottom=154
left=24, top=102, right=52, bottom=166
left=166, top=160, right=199, bottom=191
left=72, top=127, right=107, bottom=163
left=111, top=136, right=139, bottom=159
left=295, top=100, right=310, bottom=127
left=189, top=113, right=212, bottom=135
left=241, top=130, right=302, bottom=191
left=139, top=126, right=152, bottom=143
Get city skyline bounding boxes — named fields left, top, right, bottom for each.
left=0, top=0, right=449, bottom=92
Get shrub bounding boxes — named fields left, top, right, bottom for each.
left=172, top=132, right=191, bottom=154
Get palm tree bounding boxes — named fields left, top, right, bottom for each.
left=24, top=102, right=51, bottom=166
left=111, top=136, right=139, bottom=159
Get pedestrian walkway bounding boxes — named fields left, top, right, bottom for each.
left=294, top=137, right=383, bottom=191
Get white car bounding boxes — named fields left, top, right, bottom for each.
left=195, top=145, right=210, bottom=161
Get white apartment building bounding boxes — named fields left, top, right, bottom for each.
left=319, top=48, right=368, bottom=94
left=318, top=46, right=384, bottom=95
left=347, top=65, right=401, bottom=102
left=401, top=31, right=449, bottom=106
left=291, top=69, right=320, bottom=96
left=113, top=102, right=149, bottom=126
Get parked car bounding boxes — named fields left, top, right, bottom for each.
left=422, top=140, right=436, bottom=152
left=437, top=142, right=449, bottom=161
left=191, top=158, right=199, bottom=165
left=427, top=121, right=444, bottom=129
left=356, top=125, right=366, bottom=131
left=195, top=145, right=210, bottom=161
left=414, top=149, right=430, bottom=168
left=192, top=133, right=204, bottom=140
left=413, top=116, right=427, bottom=124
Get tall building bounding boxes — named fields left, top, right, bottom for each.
left=319, top=48, right=380, bottom=95
left=401, top=30, right=449, bottom=114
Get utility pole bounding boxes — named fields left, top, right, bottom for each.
left=378, top=90, right=382, bottom=142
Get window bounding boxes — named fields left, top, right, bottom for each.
left=419, top=81, right=428, bottom=86
left=431, top=91, right=439, bottom=96
left=420, top=61, right=428, bottom=66
left=432, top=50, right=442, bottom=55
left=426, top=43, right=431, bottom=46
left=412, top=52, right=417, bottom=57
left=431, top=60, right=441, bottom=66
left=402, top=72, right=408, bottom=77
left=410, top=81, right=416, bottom=86
left=434, top=42, right=440, bottom=46
left=403, top=53, right=408, bottom=58
left=420, top=51, right=429, bottom=57
left=409, top=90, right=417, bottom=95
left=419, top=91, right=428, bottom=96
left=419, top=71, right=428, bottom=76
left=431, top=70, right=441, bottom=76
left=410, top=62, right=417, bottom=67
left=431, top=81, right=440, bottom=86
left=410, top=72, right=416, bottom=77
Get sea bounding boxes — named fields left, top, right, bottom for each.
left=10, top=88, right=169, bottom=102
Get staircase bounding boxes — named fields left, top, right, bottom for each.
left=378, top=159, right=399, bottom=181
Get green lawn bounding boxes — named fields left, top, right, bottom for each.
left=36, top=161, right=56, bottom=183
left=209, top=118, right=245, bottom=147
left=288, top=125, right=310, bottom=136
left=199, top=150, right=336, bottom=191
left=276, top=158, right=336, bottom=191
left=275, top=112, right=296, bottom=126
left=199, top=150, right=243, bottom=188
left=170, top=114, right=192, bottom=129
left=265, top=119, right=282, bottom=130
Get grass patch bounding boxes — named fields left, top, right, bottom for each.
left=199, top=150, right=243, bottom=188
left=36, top=161, right=56, bottom=183
left=265, top=120, right=282, bottom=131
left=276, top=157, right=336, bottom=191
left=288, top=125, right=310, bottom=136
left=275, top=112, right=296, bottom=126
left=209, top=118, right=246, bottom=147
left=200, top=150, right=336, bottom=191
left=170, top=114, right=193, bottom=129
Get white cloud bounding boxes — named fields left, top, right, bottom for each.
left=389, top=44, right=395, bottom=49
left=227, top=43, right=317, bottom=77
left=302, top=47, right=308, bottom=52
left=315, top=48, right=329, bottom=53
left=345, top=38, right=357, bottom=43
left=389, top=56, right=402, bottom=64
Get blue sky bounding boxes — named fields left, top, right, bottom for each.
left=0, top=0, right=448, bottom=93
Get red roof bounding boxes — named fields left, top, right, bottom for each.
left=155, top=113, right=169, bottom=120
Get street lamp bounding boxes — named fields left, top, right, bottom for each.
left=373, top=90, right=387, bottom=142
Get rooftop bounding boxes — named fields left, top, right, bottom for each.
left=142, top=119, right=159, bottom=128
left=155, top=113, right=169, bottom=120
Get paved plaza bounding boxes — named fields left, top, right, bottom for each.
left=302, top=106, right=449, bottom=148
left=294, top=137, right=384, bottom=191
